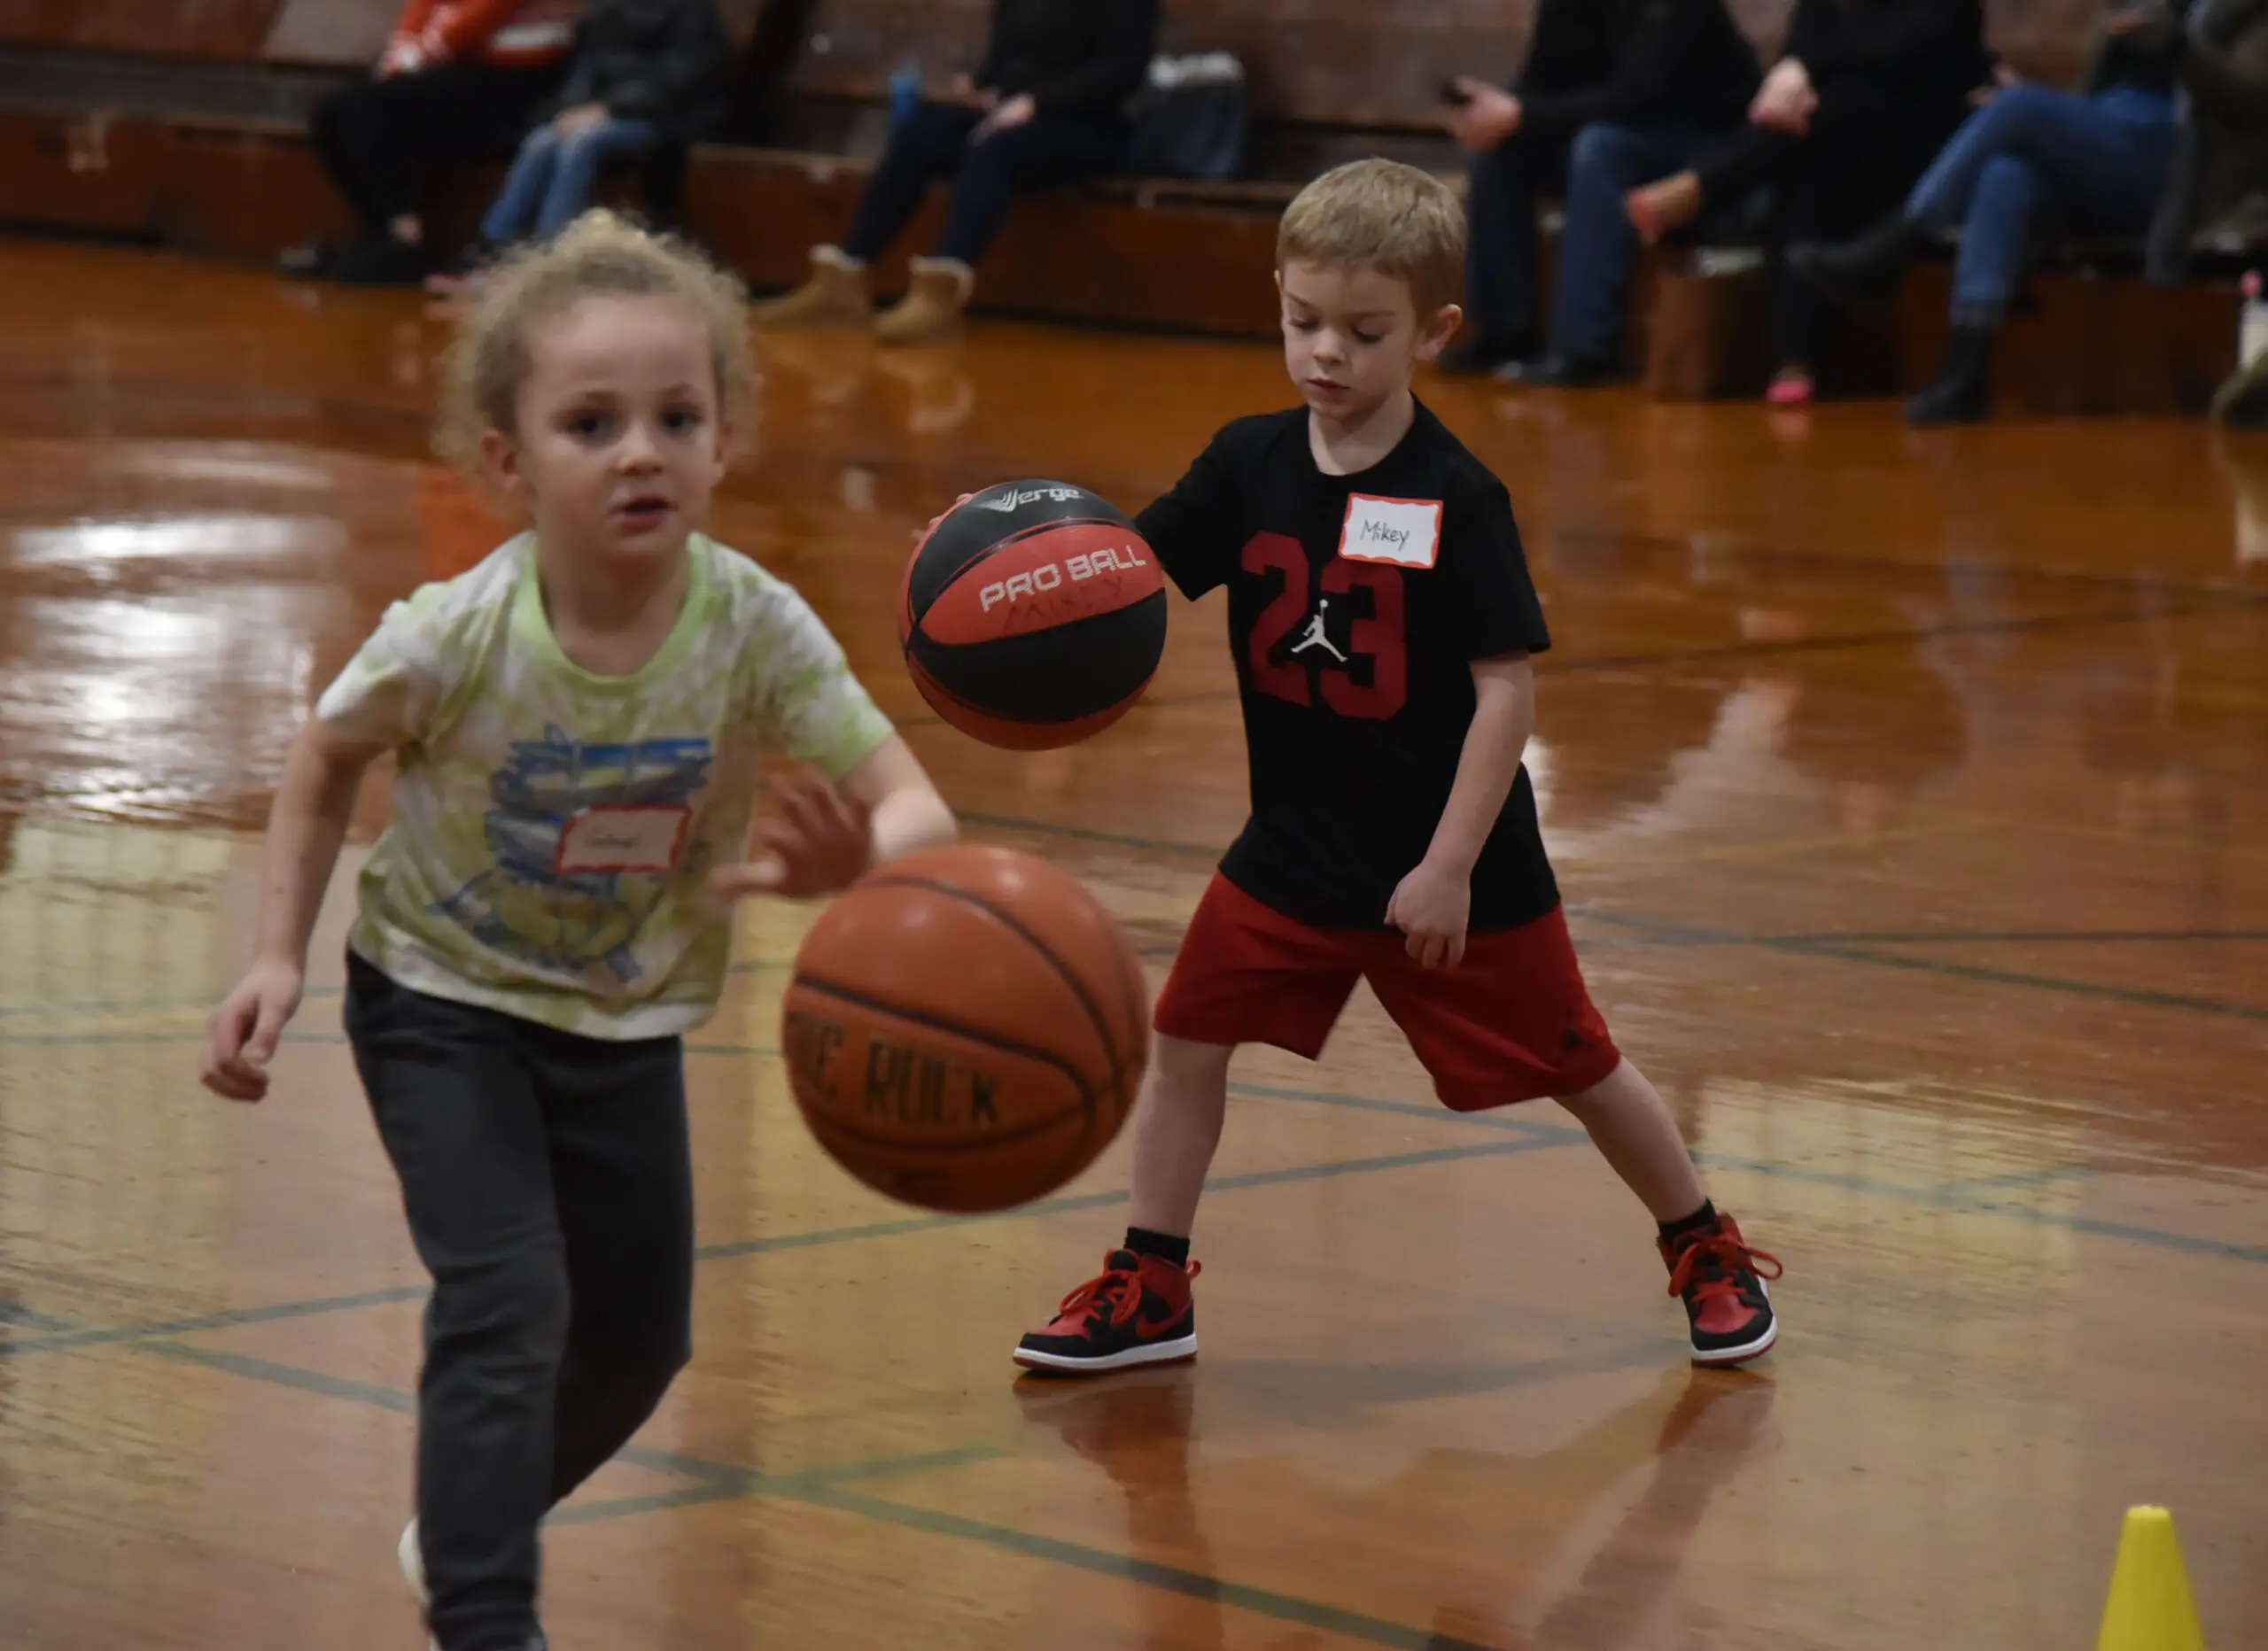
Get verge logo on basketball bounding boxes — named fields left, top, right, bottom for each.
left=974, top=484, right=1089, bottom=513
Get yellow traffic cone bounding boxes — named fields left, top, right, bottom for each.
left=2096, top=1506, right=2207, bottom=1651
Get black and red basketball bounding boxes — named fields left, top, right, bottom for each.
left=899, top=479, right=1167, bottom=750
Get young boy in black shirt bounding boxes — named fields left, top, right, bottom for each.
left=1013, top=159, right=1782, bottom=1376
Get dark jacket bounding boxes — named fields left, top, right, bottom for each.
left=1516, top=0, right=1761, bottom=137
left=1783, top=0, right=1991, bottom=111
left=2149, top=0, right=2268, bottom=277
left=549, top=0, right=728, bottom=143
left=976, top=0, right=1159, bottom=119
left=2091, top=0, right=2201, bottom=95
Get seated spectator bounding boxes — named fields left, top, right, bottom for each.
left=285, top=0, right=579, bottom=286
left=754, top=0, right=1158, bottom=346
left=2150, top=0, right=2268, bottom=279
left=431, top=0, right=726, bottom=291
left=1623, top=0, right=1990, bottom=405
left=1793, top=1, right=2197, bottom=424
left=1441, top=0, right=1759, bottom=384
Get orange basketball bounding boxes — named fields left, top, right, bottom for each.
left=781, top=843, right=1149, bottom=1213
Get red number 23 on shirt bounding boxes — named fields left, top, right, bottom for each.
left=1242, top=532, right=1408, bottom=719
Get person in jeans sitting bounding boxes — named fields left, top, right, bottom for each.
left=1442, top=0, right=1759, bottom=384
left=754, top=0, right=1158, bottom=346
left=431, top=0, right=727, bottom=292
left=1792, top=0, right=2195, bottom=423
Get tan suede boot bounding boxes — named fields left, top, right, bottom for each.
left=751, top=245, right=869, bottom=329
left=875, top=256, right=974, bottom=346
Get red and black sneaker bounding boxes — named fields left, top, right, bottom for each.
left=1013, top=1250, right=1200, bottom=1376
left=1661, top=1213, right=1783, bottom=1366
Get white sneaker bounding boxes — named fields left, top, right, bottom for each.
left=399, top=1517, right=439, bottom=1650
left=399, top=1517, right=429, bottom=1606
left=400, top=1518, right=545, bottom=1651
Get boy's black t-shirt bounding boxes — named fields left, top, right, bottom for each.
left=1134, top=400, right=1560, bottom=933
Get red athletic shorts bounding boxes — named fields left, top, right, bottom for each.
left=1152, top=874, right=1622, bottom=1110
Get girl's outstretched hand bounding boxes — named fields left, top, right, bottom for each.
left=712, top=770, right=874, bottom=901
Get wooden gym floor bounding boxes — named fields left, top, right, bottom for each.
left=0, top=239, right=2261, bottom=1650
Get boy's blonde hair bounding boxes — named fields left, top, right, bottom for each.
left=1277, top=159, right=1466, bottom=316
left=436, top=208, right=757, bottom=476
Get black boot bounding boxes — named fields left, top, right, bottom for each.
left=1497, top=352, right=1623, bottom=388
left=1438, top=331, right=1538, bottom=376
left=1907, top=324, right=1996, bottom=426
left=1789, top=213, right=1922, bottom=314
left=324, top=231, right=433, bottom=288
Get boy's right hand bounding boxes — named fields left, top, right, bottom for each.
left=200, top=957, right=306, bottom=1103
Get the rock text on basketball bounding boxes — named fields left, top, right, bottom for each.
left=863, top=1039, right=1002, bottom=1128
left=784, top=1010, right=847, bottom=1095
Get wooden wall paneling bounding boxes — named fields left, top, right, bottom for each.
left=262, top=0, right=398, bottom=66
left=795, top=0, right=987, bottom=95
left=0, top=0, right=287, bottom=58
left=1158, top=17, right=1516, bottom=127
left=154, top=119, right=359, bottom=253
left=0, top=107, right=165, bottom=234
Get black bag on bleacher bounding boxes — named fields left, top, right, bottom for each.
left=1128, top=53, right=1249, bottom=182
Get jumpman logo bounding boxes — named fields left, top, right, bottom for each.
left=1288, top=598, right=1348, bottom=663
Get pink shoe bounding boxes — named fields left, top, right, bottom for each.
left=1766, top=372, right=1814, bottom=407
left=1626, top=188, right=1667, bottom=244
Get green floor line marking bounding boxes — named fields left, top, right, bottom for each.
left=7, top=1072, right=2264, bottom=1369
left=134, top=1338, right=1008, bottom=1511
left=547, top=1483, right=749, bottom=1525
left=1574, top=911, right=2268, bottom=1021
left=0, top=1129, right=1573, bottom=1360
left=125, top=1332, right=1495, bottom=1647
left=781, top=1483, right=1502, bottom=1651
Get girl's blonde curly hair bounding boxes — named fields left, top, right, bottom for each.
left=435, top=208, right=757, bottom=476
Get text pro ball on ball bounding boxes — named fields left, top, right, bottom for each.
left=781, top=843, right=1149, bottom=1213
left=899, top=479, right=1167, bottom=750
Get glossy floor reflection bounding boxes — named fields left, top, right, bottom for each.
left=0, top=240, right=2262, bottom=1651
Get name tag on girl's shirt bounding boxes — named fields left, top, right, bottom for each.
left=1339, top=494, right=1442, bottom=569
left=555, top=805, right=691, bottom=875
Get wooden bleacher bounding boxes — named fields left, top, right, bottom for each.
left=0, top=0, right=2242, bottom=414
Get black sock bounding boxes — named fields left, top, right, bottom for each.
left=1124, top=1227, right=1191, bottom=1267
left=1657, top=1200, right=1718, bottom=1246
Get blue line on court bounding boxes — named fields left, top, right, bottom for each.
left=1217, top=1081, right=2268, bottom=1265
left=123, top=1328, right=1509, bottom=1648
left=4, top=832, right=2264, bottom=1029
left=779, top=1483, right=1504, bottom=1651
left=5, top=1066, right=2259, bottom=1377
left=1568, top=911, right=2268, bottom=1022
left=126, top=1337, right=1014, bottom=1525
left=0, top=1128, right=1567, bottom=1360
left=1935, top=1164, right=2097, bottom=1194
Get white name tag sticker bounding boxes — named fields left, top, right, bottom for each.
left=555, top=805, right=691, bottom=875
left=1338, top=494, right=1442, bottom=569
